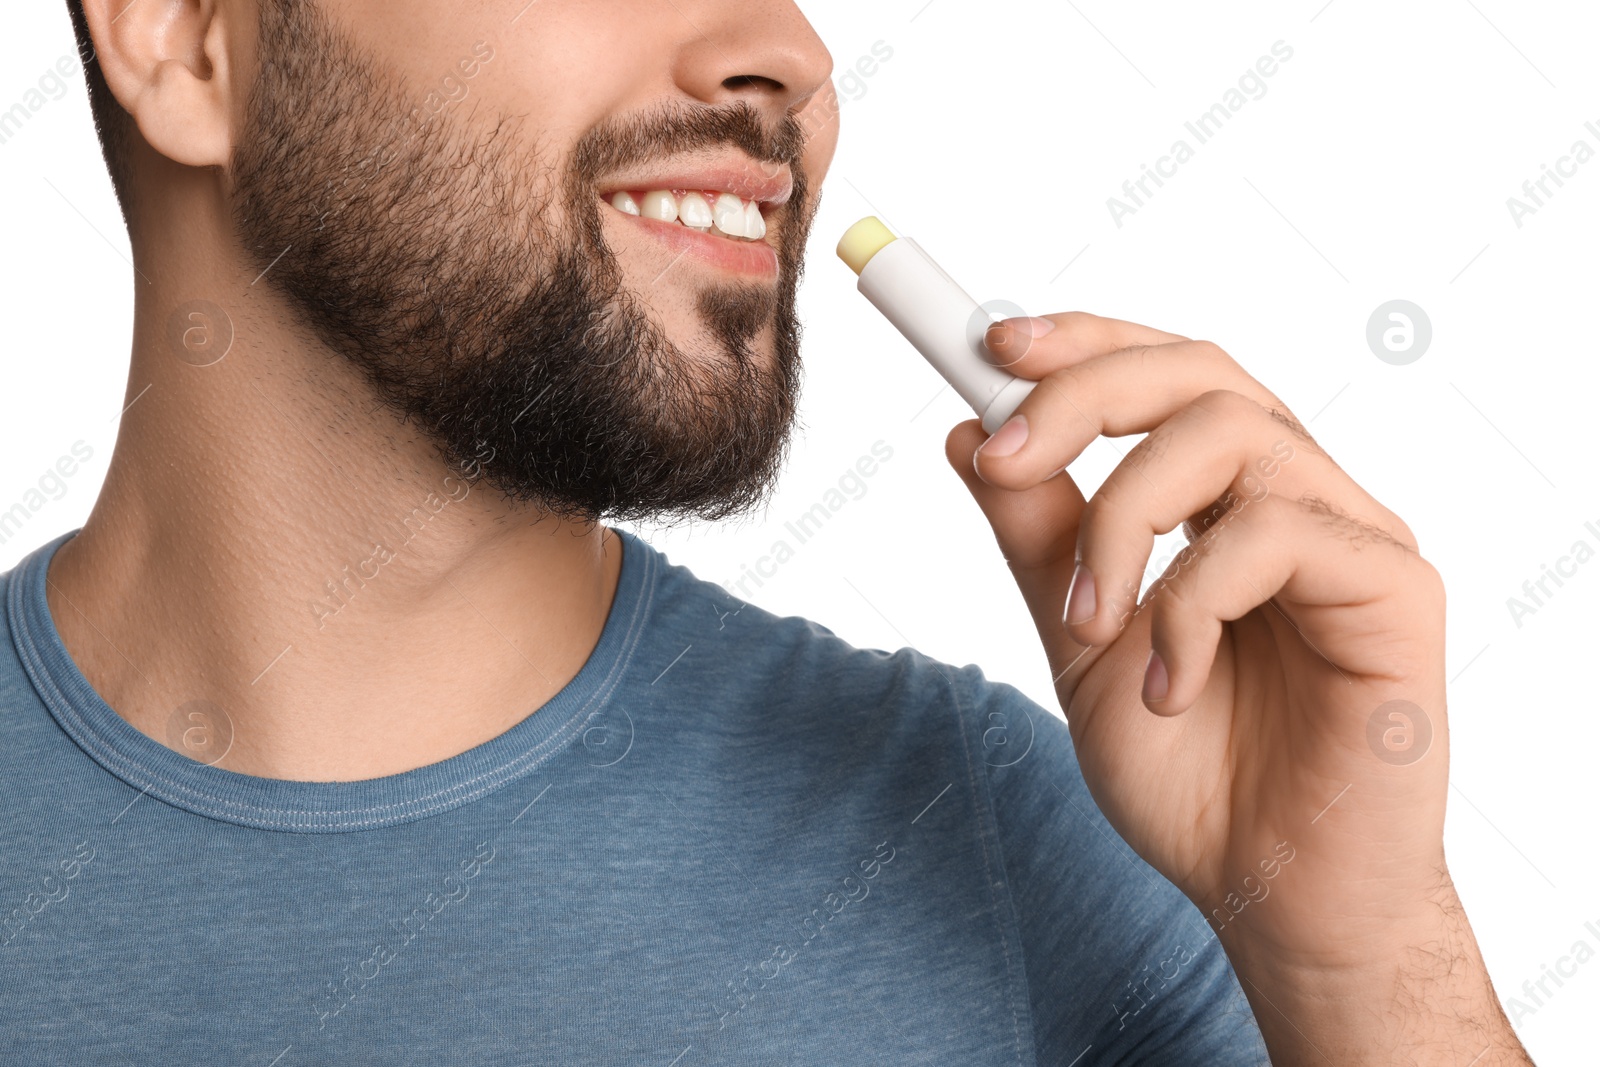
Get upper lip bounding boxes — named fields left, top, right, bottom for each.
left=598, top=160, right=794, bottom=206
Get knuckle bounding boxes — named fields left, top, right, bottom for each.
left=1187, top=338, right=1235, bottom=367
left=1041, top=363, right=1090, bottom=399
left=1193, top=387, right=1258, bottom=419
left=1191, top=490, right=1246, bottom=536
left=1123, top=425, right=1171, bottom=474
left=1293, top=493, right=1412, bottom=553
left=1234, top=487, right=1284, bottom=523
left=1151, top=557, right=1202, bottom=617
left=1412, top=555, right=1447, bottom=610
left=1188, top=340, right=1279, bottom=405
left=1252, top=493, right=1299, bottom=537
left=1379, top=507, right=1421, bottom=552
left=1054, top=310, right=1099, bottom=339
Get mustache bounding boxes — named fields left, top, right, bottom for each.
left=570, top=100, right=807, bottom=185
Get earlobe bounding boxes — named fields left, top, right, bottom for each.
left=79, top=0, right=233, bottom=169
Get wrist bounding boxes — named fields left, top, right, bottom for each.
left=1217, top=872, right=1530, bottom=1066
left=1208, top=852, right=1457, bottom=977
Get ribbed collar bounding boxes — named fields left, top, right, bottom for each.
left=5, top=526, right=657, bottom=833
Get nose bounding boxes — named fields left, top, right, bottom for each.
left=670, top=0, right=835, bottom=116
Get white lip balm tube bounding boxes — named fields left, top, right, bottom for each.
left=837, top=216, right=1037, bottom=434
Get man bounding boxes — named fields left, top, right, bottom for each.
left=0, top=0, right=1531, bottom=1063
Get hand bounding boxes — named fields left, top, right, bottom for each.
left=945, top=312, right=1529, bottom=1064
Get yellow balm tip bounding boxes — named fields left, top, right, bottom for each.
left=836, top=216, right=897, bottom=275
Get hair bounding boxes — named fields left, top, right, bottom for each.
left=64, top=0, right=139, bottom=222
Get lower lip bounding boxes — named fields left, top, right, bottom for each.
left=604, top=204, right=780, bottom=277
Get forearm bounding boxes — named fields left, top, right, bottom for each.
left=1222, top=876, right=1533, bottom=1066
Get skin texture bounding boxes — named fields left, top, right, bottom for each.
left=51, top=0, right=1530, bottom=1061
left=959, top=316, right=1534, bottom=1063
left=52, top=0, right=837, bottom=781
left=229, top=0, right=816, bottom=525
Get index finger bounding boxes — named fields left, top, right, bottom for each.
left=983, top=312, right=1189, bottom=377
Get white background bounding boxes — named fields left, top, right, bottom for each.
left=3, top=1, right=1595, bottom=1060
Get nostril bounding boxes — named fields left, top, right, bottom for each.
left=724, top=74, right=784, bottom=92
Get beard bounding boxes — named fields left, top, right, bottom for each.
left=229, top=0, right=815, bottom=525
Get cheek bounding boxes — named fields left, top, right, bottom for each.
left=797, top=83, right=841, bottom=187
left=473, top=6, right=668, bottom=133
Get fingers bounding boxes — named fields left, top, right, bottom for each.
left=945, top=420, right=1085, bottom=571
left=973, top=339, right=1290, bottom=490
left=952, top=310, right=1434, bottom=721
left=1066, top=389, right=1310, bottom=646
left=1061, top=389, right=1407, bottom=650
left=981, top=311, right=1189, bottom=377
left=945, top=419, right=1103, bottom=689
left=1138, top=495, right=1441, bottom=716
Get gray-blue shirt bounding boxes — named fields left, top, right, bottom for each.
left=0, top=527, right=1267, bottom=1064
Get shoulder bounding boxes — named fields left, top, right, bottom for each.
left=634, top=531, right=990, bottom=711
left=630, top=540, right=1269, bottom=1056
left=627, top=531, right=1055, bottom=785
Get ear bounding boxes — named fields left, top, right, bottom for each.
left=79, top=0, right=235, bottom=168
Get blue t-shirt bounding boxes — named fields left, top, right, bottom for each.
left=0, top=527, right=1267, bottom=1065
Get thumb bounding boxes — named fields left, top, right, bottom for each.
left=944, top=419, right=1102, bottom=698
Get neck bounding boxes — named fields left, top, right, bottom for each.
left=46, top=259, right=622, bottom=783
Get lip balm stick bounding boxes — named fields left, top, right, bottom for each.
left=837, top=216, right=1037, bottom=434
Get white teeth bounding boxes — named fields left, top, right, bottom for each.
left=744, top=200, right=766, bottom=240
left=679, top=192, right=714, bottom=230
left=616, top=188, right=768, bottom=240
left=713, top=193, right=748, bottom=238
left=639, top=190, right=679, bottom=222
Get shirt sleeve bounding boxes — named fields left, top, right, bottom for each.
left=958, top=665, right=1271, bottom=1066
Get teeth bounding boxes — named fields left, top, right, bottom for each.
left=614, top=189, right=768, bottom=241
left=639, top=190, right=679, bottom=223
left=679, top=192, right=714, bottom=231
left=713, top=193, right=748, bottom=238
left=744, top=200, right=766, bottom=240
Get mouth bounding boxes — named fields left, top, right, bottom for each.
left=605, top=189, right=774, bottom=243
left=598, top=169, right=792, bottom=277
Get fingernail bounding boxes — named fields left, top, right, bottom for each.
left=1063, top=562, right=1096, bottom=626
left=1142, top=649, right=1169, bottom=703
left=985, top=316, right=1055, bottom=350
left=977, top=413, right=1028, bottom=458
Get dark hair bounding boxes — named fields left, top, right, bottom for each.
left=63, top=0, right=137, bottom=220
